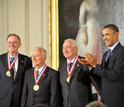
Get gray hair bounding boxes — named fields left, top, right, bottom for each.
left=33, top=46, right=47, bottom=57
left=64, top=38, right=78, bottom=48
left=85, top=101, right=107, bottom=107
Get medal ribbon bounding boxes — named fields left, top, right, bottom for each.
left=91, top=83, right=102, bottom=102
left=67, top=55, right=79, bottom=77
left=34, top=64, right=47, bottom=85
left=7, top=52, right=19, bottom=71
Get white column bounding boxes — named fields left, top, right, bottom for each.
left=0, top=0, right=8, bottom=53
left=8, top=0, right=26, bottom=54
left=0, top=0, right=49, bottom=65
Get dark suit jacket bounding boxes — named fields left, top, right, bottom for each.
left=93, top=43, right=124, bottom=107
left=21, top=67, right=59, bottom=107
left=0, top=53, right=32, bottom=107
left=58, top=60, right=92, bottom=107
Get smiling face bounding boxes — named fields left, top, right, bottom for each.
left=32, top=49, right=46, bottom=69
left=102, top=28, right=119, bottom=47
left=7, top=35, right=21, bottom=56
left=62, top=40, right=78, bottom=61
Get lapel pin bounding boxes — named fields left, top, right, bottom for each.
left=77, top=64, right=79, bottom=67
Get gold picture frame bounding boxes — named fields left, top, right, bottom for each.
left=49, top=0, right=59, bottom=70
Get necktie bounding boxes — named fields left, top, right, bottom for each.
left=105, top=49, right=111, bottom=62
left=36, top=70, right=39, bottom=78
left=10, top=57, right=15, bottom=77
left=68, top=62, right=72, bottom=70
left=67, top=62, right=72, bottom=86
left=10, top=57, right=14, bottom=64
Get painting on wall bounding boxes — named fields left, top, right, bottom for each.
left=59, top=0, right=124, bottom=65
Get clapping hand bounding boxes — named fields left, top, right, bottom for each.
left=78, top=53, right=97, bottom=68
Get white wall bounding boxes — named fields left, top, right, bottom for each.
left=0, top=0, right=49, bottom=65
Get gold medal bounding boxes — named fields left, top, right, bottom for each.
left=6, top=71, right=11, bottom=77
left=66, top=76, right=70, bottom=83
left=33, top=84, right=39, bottom=91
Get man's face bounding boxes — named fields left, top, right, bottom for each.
left=7, top=36, right=21, bottom=54
left=62, top=40, right=77, bottom=61
left=102, top=28, right=119, bottom=47
left=32, top=49, right=46, bottom=69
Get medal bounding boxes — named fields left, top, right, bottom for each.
left=7, top=52, right=19, bottom=77
left=66, top=76, right=70, bottom=83
left=6, top=70, right=11, bottom=77
left=67, top=55, right=79, bottom=83
left=33, top=65, right=47, bottom=91
left=33, top=84, right=39, bottom=91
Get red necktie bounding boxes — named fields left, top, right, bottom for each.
left=68, top=62, right=72, bottom=70
left=36, top=70, right=39, bottom=78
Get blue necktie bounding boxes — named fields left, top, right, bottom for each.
left=105, top=49, right=111, bottom=62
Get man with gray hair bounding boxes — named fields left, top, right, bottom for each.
left=0, top=33, right=32, bottom=107
left=58, top=39, right=92, bottom=107
left=21, top=46, right=59, bottom=107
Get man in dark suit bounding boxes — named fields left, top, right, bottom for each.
left=21, top=47, right=59, bottom=107
left=0, top=33, right=32, bottom=107
left=79, top=24, right=124, bottom=107
left=58, top=39, right=92, bottom=107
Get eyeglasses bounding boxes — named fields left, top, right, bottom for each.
left=31, top=55, right=43, bottom=58
left=7, top=41, right=20, bottom=45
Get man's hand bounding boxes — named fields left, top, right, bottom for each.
left=84, top=53, right=97, bottom=68
left=78, top=53, right=97, bottom=68
left=78, top=58, right=91, bottom=65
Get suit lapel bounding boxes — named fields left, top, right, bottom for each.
left=4, top=53, right=8, bottom=69
left=103, top=51, right=107, bottom=66
left=4, top=53, right=15, bottom=81
left=64, top=62, right=68, bottom=79
left=14, top=54, right=24, bottom=81
left=109, top=43, right=121, bottom=60
left=103, top=43, right=121, bottom=67
left=37, top=67, right=48, bottom=85
left=61, top=61, right=81, bottom=83
left=104, top=43, right=121, bottom=64
left=70, top=61, right=80, bottom=78
left=31, top=68, right=35, bottom=85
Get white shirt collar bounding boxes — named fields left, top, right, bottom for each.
left=109, top=41, right=119, bottom=52
left=36, top=64, right=46, bottom=73
left=67, top=55, right=77, bottom=64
